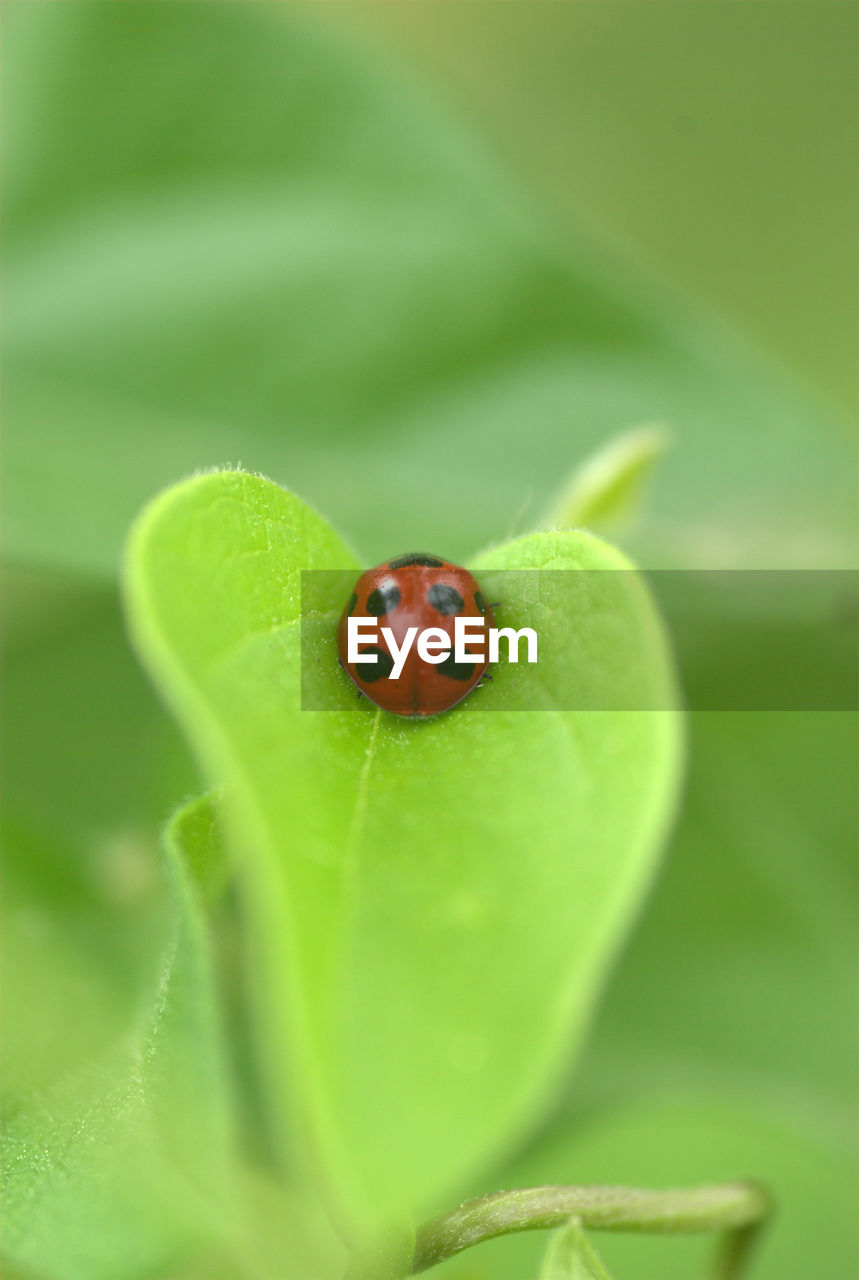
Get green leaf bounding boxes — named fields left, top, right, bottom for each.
left=538, top=1222, right=612, bottom=1280
left=543, top=426, right=669, bottom=536
left=169, top=790, right=230, bottom=908
left=166, top=796, right=351, bottom=1280
left=545, top=683, right=858, bottom=1279
left=438, top=718, right=858, bottom=1278
left=123, top=468, right=682, bottom=1226
left=1, top=812, right=236, bottom=1280
left=3, top=1, right=855, bottom=579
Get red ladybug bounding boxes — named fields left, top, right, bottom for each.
left=337, top=552, right=495, bottom=718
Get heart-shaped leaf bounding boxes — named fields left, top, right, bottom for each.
left=123, top=468, right=682, bottom=1227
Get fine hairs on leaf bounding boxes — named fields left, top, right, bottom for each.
left=0, top=817, right=235, bottom=1279
left=123, top=468, right=683, bottom=1231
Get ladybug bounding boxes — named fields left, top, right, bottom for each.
left=337, top=552, right=495, bottom=718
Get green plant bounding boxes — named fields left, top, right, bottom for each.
left=0, top=459, right=781, bottom=1279
left=3, top=5, right=855, bottom=1279
left=121, top=466, right=685, bottom=1256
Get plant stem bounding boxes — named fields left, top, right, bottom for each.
left=410, top=1181, right=773, bottom=1278
left=706, top=1220, right=769, bottom=1280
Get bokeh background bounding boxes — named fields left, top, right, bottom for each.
left=3, top=4, right=857, bottom=1279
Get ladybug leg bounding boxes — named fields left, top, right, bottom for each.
left=489, top=602, right=501, bottom=610
left=337, top=655, right=362, bottom=698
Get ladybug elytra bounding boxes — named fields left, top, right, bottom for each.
left=337, top=553, right=494, bottom=718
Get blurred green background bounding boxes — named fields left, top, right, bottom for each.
left=3, top=3, right=856, bottom=1279
left=352, top=0, right=859, bottom=418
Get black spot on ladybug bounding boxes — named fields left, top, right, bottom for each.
left=428, top=583, right=463, bottom=615
left=347, top=592, right=358, bottom=615
left=354, top=646, right=394, bottom=682
left=436, top=652, right=476, bottom=682
left=388, top=553, right=444, bottom=569
left=366, top=583, right=401, bottom=616
left=474, top=591, right=486, bottom=615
